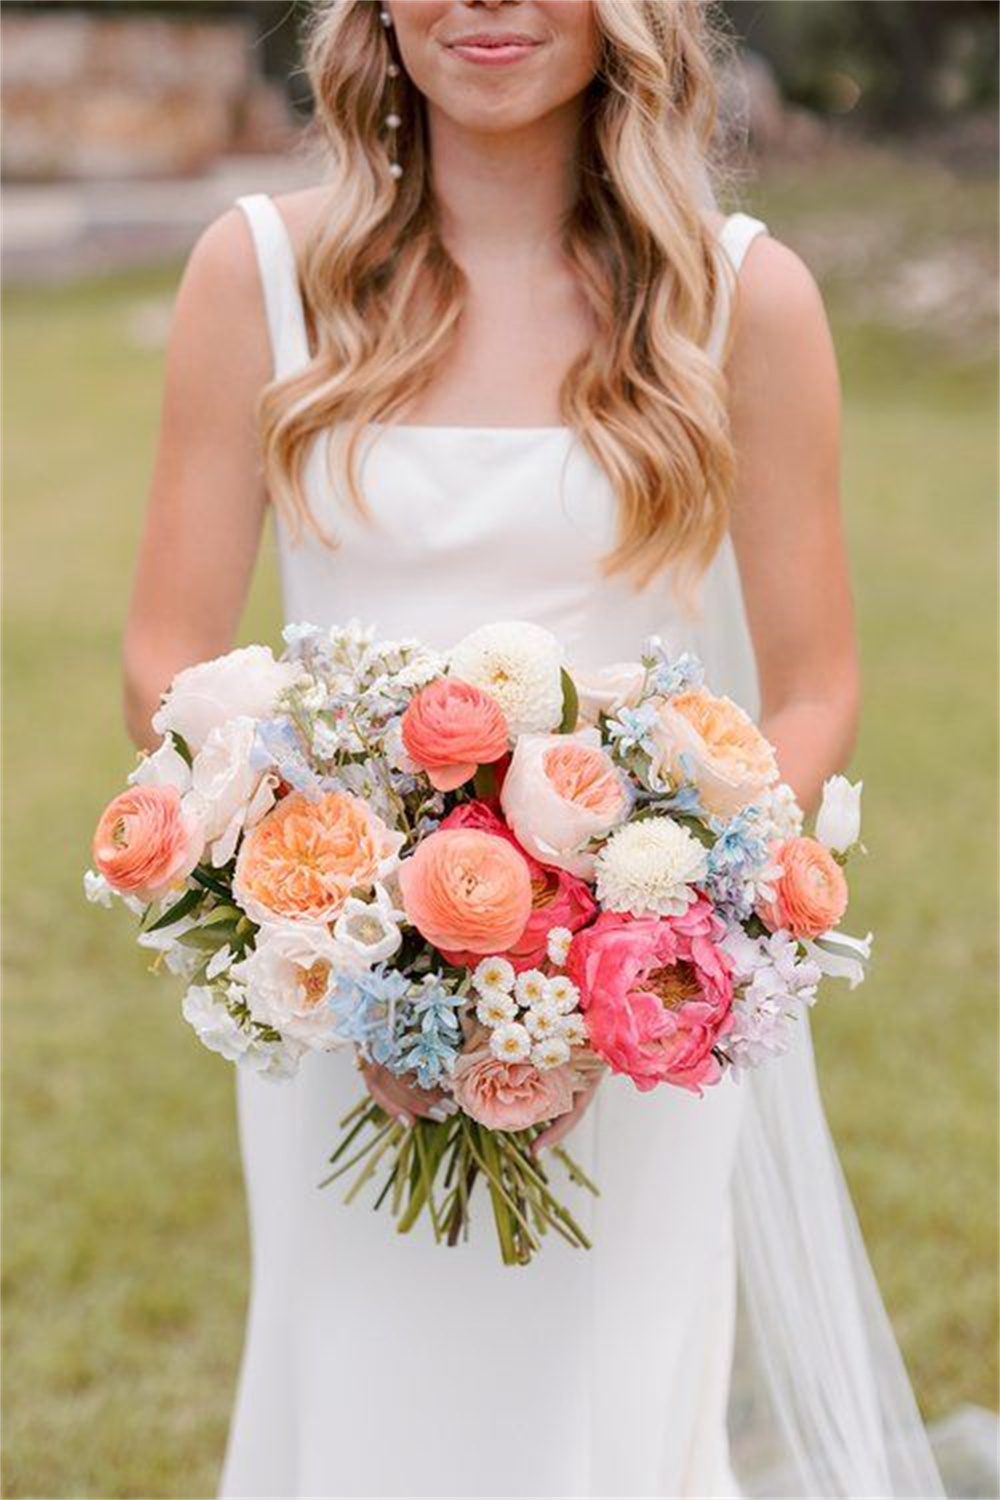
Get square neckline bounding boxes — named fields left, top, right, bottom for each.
left=239, top=192, right=767, bottom=431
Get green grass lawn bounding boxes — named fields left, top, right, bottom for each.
left=3, top=153, right=997, bottom=1498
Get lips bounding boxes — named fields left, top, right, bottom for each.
left=444, top=31, right=543, bottom=66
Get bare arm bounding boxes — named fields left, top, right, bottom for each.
left=726, top=233, right=861, bottom=819
left=122, top=207, right=273, bottom=751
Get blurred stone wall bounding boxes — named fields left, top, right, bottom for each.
left=1, top=8, right=301, bottom=180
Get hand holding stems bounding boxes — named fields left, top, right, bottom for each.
left=530, top=1068, right=603, bottom=1155
left=357, top=1056, right=454, bottom=1127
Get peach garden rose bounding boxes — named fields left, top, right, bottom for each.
left=232, top=788, right=404, bottom=926
left=499, top=728, right=631, bottom=879
left=451, top=1046, right=577, bottom=1131
left=649, top=687, right=778, bottom=818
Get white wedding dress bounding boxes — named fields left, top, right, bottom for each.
left=218, top=192, right=949, bottom=1500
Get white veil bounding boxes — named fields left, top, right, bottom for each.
left=728, top=1011, right=948, bottom=1497
left=689, top=127, right=955, bottom=1496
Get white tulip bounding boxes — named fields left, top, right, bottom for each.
left=815, top=775, right=863, bottom=854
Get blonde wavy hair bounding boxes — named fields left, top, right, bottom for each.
left=258, top=0, right=743, bottom=616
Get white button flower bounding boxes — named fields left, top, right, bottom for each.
left=489, top=1021, right=532, bottom=1062
left=594, top=816, right=708, bottom=918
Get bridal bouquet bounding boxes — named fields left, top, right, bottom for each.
left=85, top=618, right=872, bottom=1265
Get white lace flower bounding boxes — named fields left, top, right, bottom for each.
left=489, top=1021, right=532, bottom=1062
left=594, top=816, right=708, bottom=918
left=531, top=1035, right=571, bottom=1070
left=559, top=1012, right=589, bottom=1046
left=514, top=968, right=548, bottom=1007
left=751, top=781, right=805, bottom=843
left=475, top=990, right=518, bottom=1028
left=448, top=620, right=564, bottom=736
left=524, top=1000, right=562, bottom=1039
left=546, top=926, right=573, bottom=966
left=544, top=975, right=579, bottom=1014
left=472, top=956, right=516, bottom=995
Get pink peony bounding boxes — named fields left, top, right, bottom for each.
left=567, top=899, right=734, bottom=1093
left=451, top=1046, right=577, bottom=1131
left=92, top=783, right=204, bottom=901
left=400, top=678, right=509, bottom=792
left=398, top=827, right=533, bottom=956
left=437, top=801, right=597, bottom=969
left=755, top=835, right=848, bottom=939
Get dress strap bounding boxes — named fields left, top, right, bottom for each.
left=234, top=192, right=312, bottom=380
left=706, top=211, right=769, bottom=365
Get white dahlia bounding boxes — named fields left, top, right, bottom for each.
left=594, top=816, right=708, bottom=918
left=448, top=620, right=565, bottom=736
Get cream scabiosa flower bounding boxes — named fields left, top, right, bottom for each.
left=448, top=620, right=564, bottom=736
left=594, top=817, right=708, bottom=918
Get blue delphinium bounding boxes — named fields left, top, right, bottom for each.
left=640, top=642, right=706, bottom=698
left=249, top=717, right=325, bottom=797
left=396, top=976, right=464, bottom=1089
left=605, top=703, right=659, bottom=758
left=327, top=965, right=411, bottom=1071
left=705, top=807, right=772, bottom=921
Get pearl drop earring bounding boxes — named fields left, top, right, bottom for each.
left=381, top=11, right=404, bottom=181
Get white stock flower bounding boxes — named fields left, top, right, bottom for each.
left=531, top=1035, right=572, bottom=1070
left=815, top=775, right=863, bottom=854
left=594, top=817, right=708, bottom=918
left=448, top=620, right=565, bottom=736
left=229, top=922, right=357, bottom=1049
left=182, top=984, right=257, bottom=1064
left=751, top=780, right=805, bottom=842
left=489, top=1021, right=532, bottom=1062
left=333, top=883, right=405, bottom=965
left=127, top=737, right=192, bottom=793
left=183, top=716, right=279, bottom=867
left=152, top=644, right=304, bottom=753
left=83, top=869, right=115, bottom=908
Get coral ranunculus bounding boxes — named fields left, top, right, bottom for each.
left=437, top=801, right=597, bottom=969
left=92, top=783, right=204, bottom=901
left=400, top=677, right=509, bottom=791
left=755, top=835, right=848, bottom=939
left=567, top=900, right=734, bottom=1093
left=233, top=789, right=404, bottom=926
left=398, top=827, right=533, bottom=956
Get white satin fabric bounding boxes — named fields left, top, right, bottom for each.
left=218, top=192, right=947, bottom=1499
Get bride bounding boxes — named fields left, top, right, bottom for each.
left=122, top=1, right=948, bottom=1495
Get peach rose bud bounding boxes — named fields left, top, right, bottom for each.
left=91, top=784, right=204, bottom=902
left=400, top=679, right=508, bottom=792
left=756, top=835, right=849, bottom=939
left=398, top=828, right=532, bottom=955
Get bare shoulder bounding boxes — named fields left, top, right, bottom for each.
left=729, top=228, right=835, bottom=364
left=271, top=184, right=336, bottom=256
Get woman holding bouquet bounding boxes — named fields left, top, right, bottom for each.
left=121, top=1, right=945, bottom=1495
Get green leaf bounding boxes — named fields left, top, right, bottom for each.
left=558, top=668, right=579, bottom=734
left=143, top=886, right=202, bottom=933
left=472, top=762, right=497, bottom=800
left=167, top=730, right=193, bottom=767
